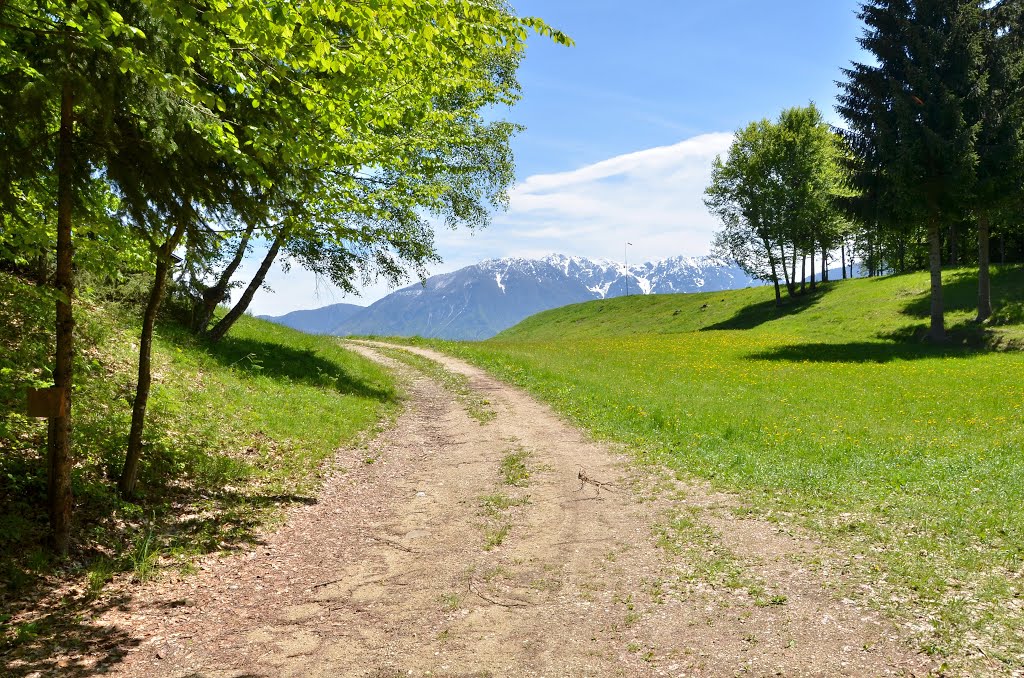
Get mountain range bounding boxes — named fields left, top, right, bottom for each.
left=257, top=302, right=363, bottom=335
left=260, top=254, right=762, bottom=340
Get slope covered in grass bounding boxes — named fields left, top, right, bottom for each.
left=0, top=272, right=397, bottom=666
left=499, top=266, right=1024, bottom=346
left=423, top=267, right=1024, bottom=670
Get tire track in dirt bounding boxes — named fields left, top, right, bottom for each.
left=98, top=342, right=933, bottom=677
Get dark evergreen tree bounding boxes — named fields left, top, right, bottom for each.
left=974, top=0, right=1024, bottom=321
left=838, top=0, right=987, bottom=341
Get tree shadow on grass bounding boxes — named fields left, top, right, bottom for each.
left=888, top=265, right=1024, bottom=350
left=747, top=340, right=985, bottom=364
left=201, top=334, right=397, bottom=403
left=701, top=284, right=836, bottom=331
left=744, top=268, right=1024, bottom=363
left=899, top=265, right=1024, bottom=323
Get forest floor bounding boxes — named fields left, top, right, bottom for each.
left=84, top=342, right=934, bottom=677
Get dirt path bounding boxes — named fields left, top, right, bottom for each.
left=99, top=343, right=932, bottom=677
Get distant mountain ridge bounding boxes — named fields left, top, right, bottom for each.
left=262, top=254, right=762, bottom=340
left=258, top=302, right=363, bottom=335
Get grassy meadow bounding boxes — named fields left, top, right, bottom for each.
left=419, top=266, right=1024, bottom=668
left=0, top=272, right=398, bottom=667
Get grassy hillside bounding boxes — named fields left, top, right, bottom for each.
left=0, top=272, right=397, bottom=667
left=422, top=267, right=1024, bottom=670
left=499, top=266, right=1024, bottom=346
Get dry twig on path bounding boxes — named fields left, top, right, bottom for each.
left=577, top=468, right=615, bottom=495
left=468, top=580, right=529, bottom=608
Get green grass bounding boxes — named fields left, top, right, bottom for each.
left=421, top=266, right=1024, bottom=671
left=497, top=265, right=1024, bottom=347
left=369, top=345, right=495, bottom=423
left=482, top=523, right=512, bottom=551
left=0, top=271, right=398, bottom=666
left=479, top=492, right=530, bottom=518
left=499, top=448, right=531, bottom=487
left=439, top=592, right=462, bottom=611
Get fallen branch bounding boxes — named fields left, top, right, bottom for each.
left=468, top=580, right=529, bottom=608
left=577, top=468, right=615, bottom=495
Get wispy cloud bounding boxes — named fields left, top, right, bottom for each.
left=247, top=132, right=734, bottom=314
left=475, top=131, right=734, bottom=263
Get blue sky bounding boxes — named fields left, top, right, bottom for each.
left=248, top=1, right=867, bottom=315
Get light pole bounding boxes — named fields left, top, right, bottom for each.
left=624, top=241, right=633, bottom=296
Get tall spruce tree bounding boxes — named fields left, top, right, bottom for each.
left=838, top=0, right=987, bottom=341
left=974, top=0, right=1024, bottom=321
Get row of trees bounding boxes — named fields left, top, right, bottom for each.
left=707, top=0, right=1024, bottom=340
left=0, top=0, right=570, bottom=553
left=705, top=105, right=851, bottom=306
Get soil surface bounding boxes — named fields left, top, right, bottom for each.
left=93, top=342, right=933, bottom=677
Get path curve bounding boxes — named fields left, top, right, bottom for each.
left=101, top=342, right=932, bottom=677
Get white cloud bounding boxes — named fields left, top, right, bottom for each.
left=243, top=132, right=734, bottom=314
left=493, top=132, right=733, bottom=265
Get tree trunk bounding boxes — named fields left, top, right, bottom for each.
left=977, top=212, right=992, bottom=323
left=205, top=235, right=283, bottom=343
left=50, top=79, right=75, bottom=556
left=764, top=238, right=782, bottom=306
left=868, top=233, right=876, bottom=277
left=949, top=224, right=959, bottom=267
left=800, top=254, right=806, bottom=294
left=119, top=222, right=187, bottom=498
left=35, top=254, right=48, bottom=286
left=810, top=250, right=817, bottom=291
left=927, top=215, right=946, bottom=342
left=790, top=248, right=797, bottom=296
left=192, top=222, right=257, bottom=334
left=779, top=245, right=793, bottom=297
left=841, top=243, right=847, bottom=280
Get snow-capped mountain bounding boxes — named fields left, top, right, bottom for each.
left=311, top=254, right=760, bottom=340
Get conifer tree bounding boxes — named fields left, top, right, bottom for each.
left=974, top=0, right=1024, bottom=321
left=838, top=0, right=987, bottom=341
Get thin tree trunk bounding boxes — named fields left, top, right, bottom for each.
left=790, top=248, right=797, bottom=295
left=841, top=243, right=846, bottom=279
left=950, top=224, right=959, bottom=267
left=800, top=254, right=806, bottom=294
left=192, top=222, right=257, bottom=333
left=977, top=212, right=992, bottom=322
left=927, top=215, right=946, bottom=342
left=810, top=250, right=817, bottom=291
left=120, top=222, right=188, bottom=497
left=205, top=235, right=283, bottom=343
left=50, top=79, right=75, bottom=556
left=35, top=254, right=48, bottom=286
left=778, top=245, right=794, bottom=297
left=764, top=238, right=782, bottom=306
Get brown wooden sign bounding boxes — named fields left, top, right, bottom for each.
left=27, top=387, right=68, bottom=419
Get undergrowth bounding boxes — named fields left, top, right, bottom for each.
left=0, top=271, right=398, bottom=673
